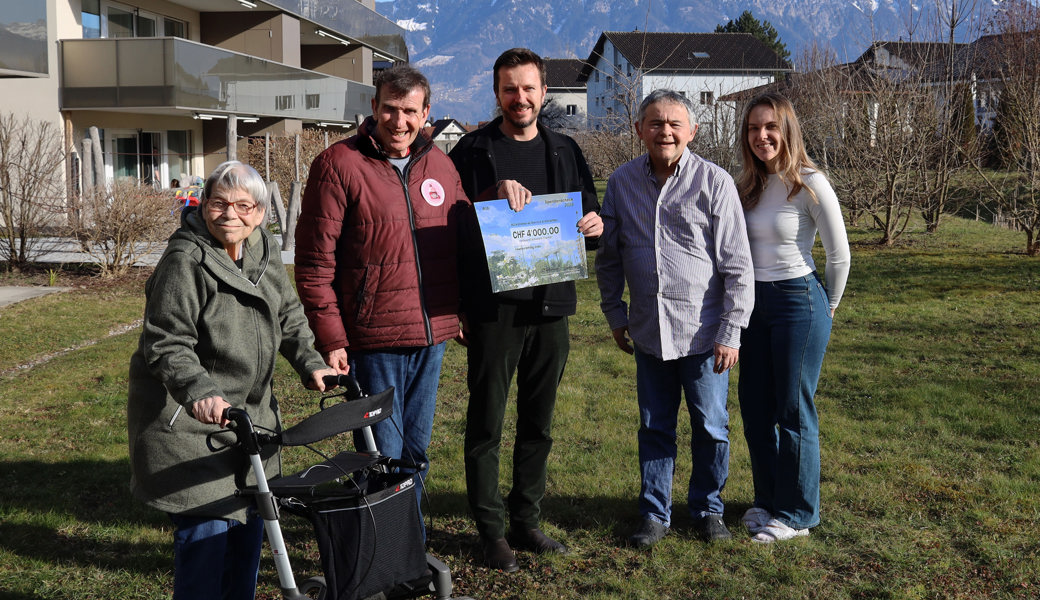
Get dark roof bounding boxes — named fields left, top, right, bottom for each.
left=545, top=58, right=588, bottom=89
left=426, top=118, right=467, bottom=139
left=718, top=62, right=883, bottom=102
left=855, top=41, right=961, bottom=70
left=579, top=31, right=792, bottom=82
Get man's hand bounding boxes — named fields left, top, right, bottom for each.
left=192, top=396, right=231, bottom=427
left=497, top=179, right=532, bottom=212
left=577, top=211, right=603, bottom=238
left=611, top=326, right=634, bottom=354
left=713, top=343, right=739, bottom=373
left=455, top=313, right=470, bottom=347
left=323, top=348, right=350, bottom=374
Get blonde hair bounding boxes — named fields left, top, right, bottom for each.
left=736, top=92, right=819, bottom=211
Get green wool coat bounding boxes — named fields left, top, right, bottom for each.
left=127, top=207, right=327, bottom=522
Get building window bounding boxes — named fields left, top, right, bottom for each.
left=594, top=71, right=600, bottom=83
left=275, top=95, right=295, bottom=110
left=83, top=0, right=101, bottom=38
left=305, top=94, right=320, bottom=109
left=164, top=18, right=187, bottom=39
left=700, top=91, right=714, bottom=105
left=566, top=105, right=577, bottom=116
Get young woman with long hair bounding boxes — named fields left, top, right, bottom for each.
left=735, top=92, right=851, bottom=543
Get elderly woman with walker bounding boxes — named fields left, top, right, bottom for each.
left=127, top=160, right=337, bottom=599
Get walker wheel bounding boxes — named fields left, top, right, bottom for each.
left=298, top=576, right=327, bottom=599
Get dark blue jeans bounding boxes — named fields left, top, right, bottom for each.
left=349, top=342, right=447, bottom=507
left=169, top=511, right=263, bottom=600
left=633, top=349, right=730, bottom=526
left=738, top=273, right=832, bottom=530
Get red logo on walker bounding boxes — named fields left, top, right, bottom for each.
left=421, top=179, right=445, bottom=207
left=364, top=408, right=382, bottom=419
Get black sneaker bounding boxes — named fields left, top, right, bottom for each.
left=628, top=518, right=669, bottom=548
left=694, top=514, right=732, bottom=542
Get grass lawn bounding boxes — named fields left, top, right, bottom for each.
left=0, top=215, right=1038, bottom=599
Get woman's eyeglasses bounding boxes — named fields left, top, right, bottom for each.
left=206, top=199, right=259, bottom=216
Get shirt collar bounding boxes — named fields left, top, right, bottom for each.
left=641, top=147, right=692, bottom=180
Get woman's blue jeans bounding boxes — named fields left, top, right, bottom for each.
left=634, top=349, right=730, bottom=526
left=169, top=511, right=263, bottom=600
left=738, top=273, right=832, bottom=530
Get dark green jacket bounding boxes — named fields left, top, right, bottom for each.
left=127, top=207, right=327, bottom=521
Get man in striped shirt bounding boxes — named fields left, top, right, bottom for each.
left=596, top=89, right=754, bottom=548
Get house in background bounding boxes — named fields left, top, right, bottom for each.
left=544, top=58, right=588, bottom=131
left=579, top=31, right=792, bottom=141
left=1, top=0, right=406, bottom=201
left=423, top=118, right=472, bottom=154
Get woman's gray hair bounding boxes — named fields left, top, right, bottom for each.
left=202, top=160, right=270, bottom=212
left=637, top=89, right=698, bottom=127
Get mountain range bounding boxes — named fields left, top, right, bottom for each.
left=373, top=0, right=1005, bottom=124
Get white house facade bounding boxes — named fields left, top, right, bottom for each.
left=580, top=32, right=791, bottom=142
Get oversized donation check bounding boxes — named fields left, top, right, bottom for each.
left=473, top=192, right=589, bottom=293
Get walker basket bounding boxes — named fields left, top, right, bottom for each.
left=306, top=470, right=428, bottom=600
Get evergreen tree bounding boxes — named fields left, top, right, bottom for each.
left=715, top=10, right=791, bottom=64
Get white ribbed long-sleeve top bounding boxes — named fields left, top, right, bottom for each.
left=744, top=171, right=851, bottom=311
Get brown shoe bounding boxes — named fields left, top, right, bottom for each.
left=507, top=527, right=570, bottom=555
left=481, top=537, right=519, bottom=572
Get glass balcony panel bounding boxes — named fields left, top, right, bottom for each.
left=60, top=38, right=374, bottom=123
left=264, top=0, right=407, bottom=62
left=119, top=39, right=165, bottom=86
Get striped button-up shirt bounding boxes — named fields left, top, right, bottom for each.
left=596, top=148, right=754, bottom=361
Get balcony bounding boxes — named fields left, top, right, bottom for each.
left=59, top=37, right=374, bottom=123
left=266, top=0, right=407, bottom=62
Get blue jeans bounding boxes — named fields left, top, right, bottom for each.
left=169, top=512, right=264, bottom=600
left=738, top=273, right=832, bottom=530
left=634, top=349, right=730, bottom=526
left=350, top=342, right=447, bottom=507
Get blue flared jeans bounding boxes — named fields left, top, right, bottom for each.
left=633, top=349, right=730, bottom=527
left=738, top=273, right=832, bottom=530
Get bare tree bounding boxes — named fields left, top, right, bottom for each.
left=0, top=113, right=66, bottom=270
left=981, top=1, right=1040, bottom=254
left=70, top=179, right=178, bottom=276
left=918, top=0, right=985, bottom=233
left=245, top=128, right=351, bottom=214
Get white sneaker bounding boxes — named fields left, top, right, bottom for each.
left=751, top=518, right=809, bottom=543
left=741, top=507, right=772, bottom=533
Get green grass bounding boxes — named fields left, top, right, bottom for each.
left=1, top=216, right=1038, bottom=599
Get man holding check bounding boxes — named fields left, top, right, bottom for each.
left=449, top=47, right=601, bottom=572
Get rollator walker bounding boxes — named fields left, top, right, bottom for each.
left=213, top=374, right=474, bottom=600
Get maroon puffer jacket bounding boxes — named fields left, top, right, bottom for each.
left=295, top=118, right=470, bottom=352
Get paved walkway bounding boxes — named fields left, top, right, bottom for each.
left=0, top=286, right=71, bottom=309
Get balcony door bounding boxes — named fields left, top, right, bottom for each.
left=103, top=2, right=158, bottom=38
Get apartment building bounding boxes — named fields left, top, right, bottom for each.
left=1, top=0, right=406, bottom=193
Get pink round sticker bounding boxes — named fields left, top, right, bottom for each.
left=421, top=179, right=445, bottom=207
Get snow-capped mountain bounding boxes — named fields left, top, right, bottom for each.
left=374, top=0, right=1004, bottom=123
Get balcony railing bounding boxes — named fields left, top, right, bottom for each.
left=267, top=0, right=407, bottom=62
left=59, top=37, right=374, bottom=123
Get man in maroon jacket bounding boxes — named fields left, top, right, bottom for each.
left=295, top=65, right=469, bottom=516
